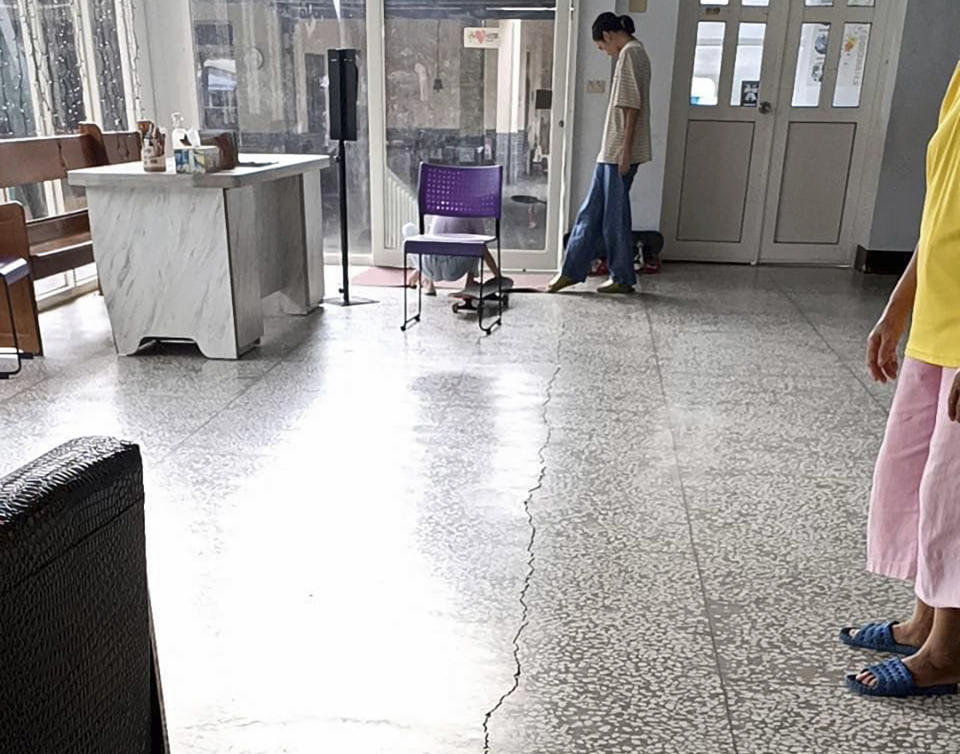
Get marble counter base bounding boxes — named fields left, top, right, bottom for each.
left=86, top=172, right=323, bottom=360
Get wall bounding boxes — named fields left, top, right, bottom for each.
left=867, top=0, right=960, bottom=252
left=568, top=0, right=679, bottom=231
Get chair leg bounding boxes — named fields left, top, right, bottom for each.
left=477, top=260, right=486, bottom=333
left=401, top=251, right=421, bottom=332
left=479, top=246, right=503, bottom=335
left=496, top=241, right=504, bottom=326
left=0, top=278, right=22, bottom=379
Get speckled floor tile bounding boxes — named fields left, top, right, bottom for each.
left=4, top=266, right=935, bottom=754
left=727, top=683, right=960, bottom=754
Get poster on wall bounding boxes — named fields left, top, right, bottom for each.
left=464, top=28, right=501, bottom=49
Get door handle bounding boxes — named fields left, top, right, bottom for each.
left=759, top=101, right=772, bottom=114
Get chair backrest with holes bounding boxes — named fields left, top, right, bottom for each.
left=417, top=163, right=503, bottom=221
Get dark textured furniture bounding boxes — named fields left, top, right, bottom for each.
left=0, top=437, right=168, bottom=754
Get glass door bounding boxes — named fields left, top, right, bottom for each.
left=370, top=0, right=572, bottom=270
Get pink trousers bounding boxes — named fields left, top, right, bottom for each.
left=868, top=357, right=960, bottom=608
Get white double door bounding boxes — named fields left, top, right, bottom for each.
left=662, top=0, right=902, bottom=265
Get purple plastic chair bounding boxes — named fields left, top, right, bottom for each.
left=0, top=256, right=32, bottom=379
left=402, top=163, right=505, bottom=333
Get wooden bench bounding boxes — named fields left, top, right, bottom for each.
left=0, top=123, right=141, bottom=355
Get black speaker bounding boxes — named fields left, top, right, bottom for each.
left=328, top=48, right=359, bottom=142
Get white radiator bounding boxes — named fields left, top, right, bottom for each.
left=384, top=169, right=420, bottom=250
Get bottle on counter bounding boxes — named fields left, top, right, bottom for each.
left=172, top=113, right=193, bottom=174
left=139, top=120, right=167, bottom=173
left=171, top=112, right=188, bottom=149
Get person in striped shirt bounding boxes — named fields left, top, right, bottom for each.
left=548, top=12, right=652, bottom=294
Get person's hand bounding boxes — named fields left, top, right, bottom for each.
left=866, top=311, right=908, bottom=383
left=619, top=154, right=631, bottom=176
left=948, top=372, right=960, bottom=422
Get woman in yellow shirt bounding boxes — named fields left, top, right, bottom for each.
left=841, top=63, right=960, bottom=697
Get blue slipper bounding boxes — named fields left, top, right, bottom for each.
left=846, top=657, right=958, bottom=698
left=839, top=621, right=918, bottom=656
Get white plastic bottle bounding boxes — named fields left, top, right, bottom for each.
left=171, top=112, right=188, bottom=149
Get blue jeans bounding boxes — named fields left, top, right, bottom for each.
left=561, top=162, right=638, bottom=285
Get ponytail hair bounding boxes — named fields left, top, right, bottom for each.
left=592, top=12, right=635, bottom=41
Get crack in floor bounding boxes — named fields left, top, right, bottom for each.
left=481, top=317, right=564, bottom=753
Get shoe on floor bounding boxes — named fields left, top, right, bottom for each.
left=846, top=657, right=958, bottom=698
left=641, top=258, right=662, bottom=275
left=546, top=274, right=577, bottom=293
left=838, top=621, right=918, bottom=656
left=597, top=280, right=635, bottom=294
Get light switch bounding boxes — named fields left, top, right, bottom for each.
left=629, top=0, right=646, bottom=12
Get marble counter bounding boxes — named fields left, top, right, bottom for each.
left=70, top=153, right=330, bottom=190
left=69, top=153, right=330, bottom=360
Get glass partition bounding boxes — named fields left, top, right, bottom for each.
left=190, top=0, right=372, bottom=256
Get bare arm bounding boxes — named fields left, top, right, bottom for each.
left=619, top=107, right=639, bottom=175
left=866, top=247, right=918, bottom=382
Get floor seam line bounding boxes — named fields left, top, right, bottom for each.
left=642, top=304, right=742, bottom=754
left=481, top=313, right=564, bottom=753
left=161, top=359, right=286, bottom=463
left=771, top=278, right=890, bottom=416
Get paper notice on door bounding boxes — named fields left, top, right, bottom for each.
left=464, top=28, right=501, bottom=48
left=835, top=23, right=871, bottom=107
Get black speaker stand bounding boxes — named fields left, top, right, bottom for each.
left=327, top=139, right=376, bottom=308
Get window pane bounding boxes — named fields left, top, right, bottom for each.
left=730, top=23, right=765, bottom=106
left=39, top=1, right=87, bottom=134
left=805, top=0, right=834, bottom=6
left=190, top=0, right=373, bottom=257
left=700, top=1, right=729, bottom=5
left=848, top=0, right=875, bottom=5
left=691, top=22, right=725, bottom=106
left=34, top=274, right=69, bottom=299
left=75, top=262, right=98, bottom=282
left=0, top=4, right=38, bottom=138
left=834, top=23, right=871, bottom=107
left=90, top=0, right=129, bottom=130
left=792, top=23, right=830, bottom=107
left=742, top=0, right=770, bottom=6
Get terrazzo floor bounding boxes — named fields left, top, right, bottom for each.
left=3, top=265, right=957, bottom=753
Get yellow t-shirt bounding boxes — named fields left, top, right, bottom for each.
left=906, top=62, right=960, bottom=368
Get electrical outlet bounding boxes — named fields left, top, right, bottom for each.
left=586, top=80, right=607, bottom=95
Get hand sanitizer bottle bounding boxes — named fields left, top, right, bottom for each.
left=172, top=113, right=192, bottom=174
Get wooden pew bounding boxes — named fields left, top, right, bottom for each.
left=0, top=124, right=141, bottom=355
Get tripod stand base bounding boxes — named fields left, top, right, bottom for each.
left=327, top=295, right=378, bottom=307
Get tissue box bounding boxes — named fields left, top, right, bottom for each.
left=190, top=146, right=222, bottom=174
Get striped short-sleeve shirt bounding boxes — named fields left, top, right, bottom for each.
left=598, top=40, right=652, bottom=166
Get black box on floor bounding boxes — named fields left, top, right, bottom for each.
left=855, top=245, right=912, bottom=275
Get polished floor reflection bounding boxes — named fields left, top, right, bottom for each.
left=5, top=266, right=958, bottom=752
